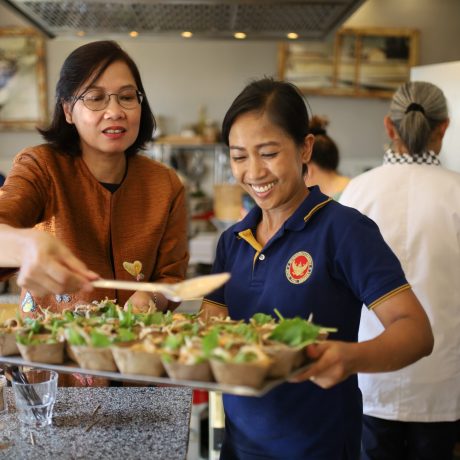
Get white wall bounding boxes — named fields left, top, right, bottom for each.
left=1, top=0, right=460, bottom=176
left=46, top=38, right=278, bottom=137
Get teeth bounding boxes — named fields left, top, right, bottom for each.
left=104, top=129, right=124, bottom=134
left=251, top=182, right=275, bottom=193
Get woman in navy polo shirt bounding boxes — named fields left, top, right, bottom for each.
left=201, top=78, right=434, bottom=460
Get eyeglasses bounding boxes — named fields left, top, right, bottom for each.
left=75, top=88, right=144, bottom=111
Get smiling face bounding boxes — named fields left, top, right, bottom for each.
left=63, top=60, right=141, bottom=160
left=228, top=110, right=313, bottom=215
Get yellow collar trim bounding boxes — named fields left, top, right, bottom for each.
left=238, top=229, right=263, bottom=267
left=238, top=229, right=263, bottom=252
left=304, top=198, right=333, bottom=222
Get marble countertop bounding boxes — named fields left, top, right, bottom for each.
left=0, top=387, right=192, bottom=459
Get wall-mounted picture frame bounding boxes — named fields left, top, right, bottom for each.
left=279, top=27, right=419, bottom=99
left=0, top=27, right=47, bottom=130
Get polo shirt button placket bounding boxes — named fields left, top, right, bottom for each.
left=258, top=254, right=265, bottom=261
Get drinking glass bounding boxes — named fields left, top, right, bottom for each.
left=12, top=369, right=58, bottom=428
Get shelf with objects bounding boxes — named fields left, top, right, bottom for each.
left=279, top=26, right=419, bottom=99
left=145, top=138, right=253, bottom=279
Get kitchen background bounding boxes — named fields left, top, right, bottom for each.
left=1, top=1, right=460, bottom=458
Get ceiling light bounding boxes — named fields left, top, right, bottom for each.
left=129, top=31, right=139, bottom=38
left=181, top=31, right=193, bottom=38
left=76, top=31, right=86, bottom=37
left=234, top=32, right=246, bottom=40
left=287, top=32, right=299, bottom=40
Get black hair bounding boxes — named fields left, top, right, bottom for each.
left=309, top=115, right=339, bottom=171
left=39, top=40, right=155, bottom=157
left=221, top=77, right=310, bottom=148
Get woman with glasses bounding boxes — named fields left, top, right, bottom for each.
left=0, top=40, right=189, bottom=316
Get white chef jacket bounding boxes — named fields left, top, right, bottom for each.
left=340, top=153, right=460, bottom=422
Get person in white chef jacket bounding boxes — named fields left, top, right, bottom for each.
left=340, top=81, right=460, bottom=460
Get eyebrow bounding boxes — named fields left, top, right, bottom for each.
left=84, top=84, right=137, bottom=92
left=229, top=141, right=280, bottom=151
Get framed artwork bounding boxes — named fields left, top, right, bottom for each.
left=279, top=27, right=419, bottom=99
left=0, top=27, right=47, bottom=130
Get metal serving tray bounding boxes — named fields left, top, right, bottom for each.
left=0, top=355, right=310, bottom=397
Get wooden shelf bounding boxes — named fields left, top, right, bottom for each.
left=279, top=26, right=419, bottom=99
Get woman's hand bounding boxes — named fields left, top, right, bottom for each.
left=124, top=291, right=156, bottom=314
left=289, top=341, right=357, bottom=389
left=124, top=291, right=173, bottom=313
left=15, top=228, right=99, bottom=297
left=290, top=289, right=433, bottom=389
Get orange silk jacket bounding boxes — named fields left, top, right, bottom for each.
left=0, top=144, right=189, bottom=314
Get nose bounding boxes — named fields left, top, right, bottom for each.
left=104, top=94, right=125, bottom=118
left=246, top=155, right=266, bottom=180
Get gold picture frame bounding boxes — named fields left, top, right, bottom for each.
left=0, top=27, right=47, bottom=130
left=279, top=27, right=419, bottom=99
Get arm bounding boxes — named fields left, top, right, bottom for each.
left=0, top=224, right=99, bottom=297
left=290, top=288, right=434, bottom=388
left=0, top=148, right=99, bottom=295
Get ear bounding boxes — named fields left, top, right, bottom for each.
left=383, top=116, right=397, bottom=140
left=438, top=118, right=450, bottom=139
left=62, top=101, right=73, bottom=124
left=301, top=133, right=314, bottom=164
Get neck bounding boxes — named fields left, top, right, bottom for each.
left=257, top=187, right=309, bottom=246
left=391, top=138, right=441, bottom=156
left=308, top=168, right=349, bottom=197
left=82, top=152, right=127, bottom=183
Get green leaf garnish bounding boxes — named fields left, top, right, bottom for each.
left=115, top=328, right=137, bottom=343
left=269, top=317, right=321, bottom=347
left=251, top=313, right=274, bottom=325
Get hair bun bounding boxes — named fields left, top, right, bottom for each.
left=309, top=115, right=329, bottom=136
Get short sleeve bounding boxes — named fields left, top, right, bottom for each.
left=333, top=212, right=409, bottom=309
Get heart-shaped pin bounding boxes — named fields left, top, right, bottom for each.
left=123, top=260, right=143, bottom=278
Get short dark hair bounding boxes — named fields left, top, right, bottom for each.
left=221, top=78, right=310, bottom=148
left=39, top=40, right=155, bottom=157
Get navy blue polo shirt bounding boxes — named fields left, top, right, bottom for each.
left=205, top=186, right=409, bottom=460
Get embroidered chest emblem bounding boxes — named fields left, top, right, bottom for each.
left=285, top=251, right=313, bottom=284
